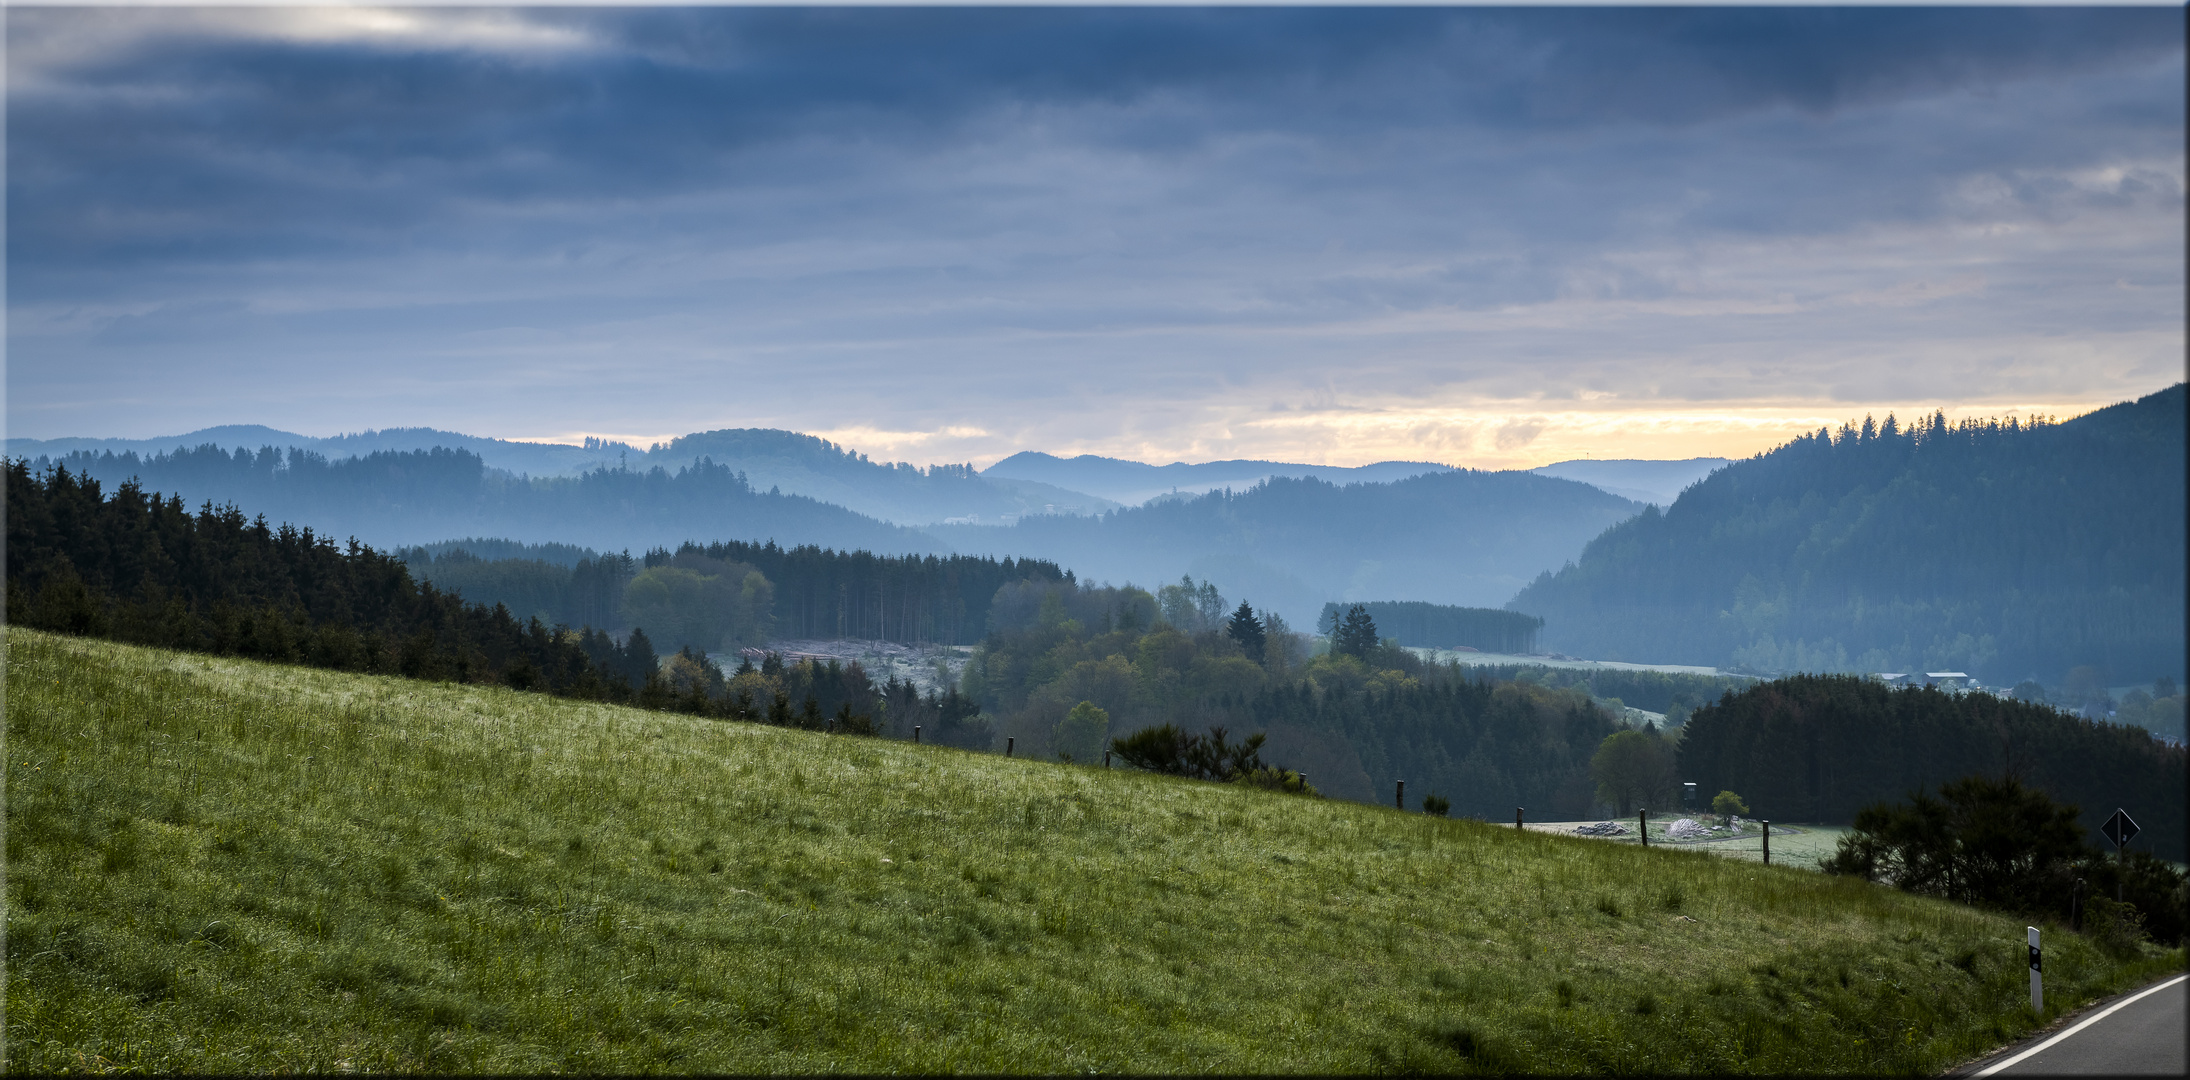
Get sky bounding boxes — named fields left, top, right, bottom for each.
left=6, top=5, right=2184, bottom=470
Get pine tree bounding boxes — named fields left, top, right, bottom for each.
left=1227, top=601, right=1266, bottom=663
left=1334, top=603, right=1379, bottom=660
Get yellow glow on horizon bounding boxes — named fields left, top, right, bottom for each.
left=1214, top=399, right=2112, bottom=471
left=499, top=393, right=2147, bottom=473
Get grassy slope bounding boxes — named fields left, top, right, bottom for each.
left=6, top=630, right=2180, bottom=1074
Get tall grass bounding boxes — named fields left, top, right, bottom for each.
left=6, top=629, right=2180, bottom=1073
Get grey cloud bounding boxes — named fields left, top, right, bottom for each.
left=5, top=8, right=2181, bottom=449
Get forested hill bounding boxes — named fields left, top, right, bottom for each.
left=1508, top=384, right=2186, bottom=685
left=16, top=445, right=944, bottom=558
left=639, top=429, right=1116, bottom=524
left=932, top=470, right=1642, bottom=627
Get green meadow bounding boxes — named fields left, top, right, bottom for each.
left=6, top=629, right=2180, bottom=1073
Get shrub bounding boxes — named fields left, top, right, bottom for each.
left=1826, top=776, right=2084, bottom=912
left=1712, top=790, right=1749, bottom=819
left=2083, top=851, right=2189, bottom=946
left=1823, top=774, right=2189, bottom=942
left=2081, top=896, right=2150, bottom=958
left=1421, top=795, right=1451, bottom=817
left=1232, top=767, right=1317, bottom=797
left=1110, top=724, right=1277, bottom=782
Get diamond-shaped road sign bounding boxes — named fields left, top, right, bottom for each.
left=2102, top=809, right=2139, bottom=849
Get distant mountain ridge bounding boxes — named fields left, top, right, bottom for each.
left=16, top=444, right=944, bottom=558
left=8, top=426, right=1115, bottom=527
left=1509, top=384, right=2187, bottom=685
left=6, top=426, right=627, bottom=478
left=933, top=469, right=1642, bottom=628
left=1528, top=458, right=1730, bottom=507
left=12, top=425, right=1709, bottom=526
left=981, top=451, right=1457, bottom=506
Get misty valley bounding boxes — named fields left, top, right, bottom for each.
left=7, top=385, right=2184, bottom=1072
left=10, top=384, right=2183, bottom=827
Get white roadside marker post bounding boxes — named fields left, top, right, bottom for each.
left=2026, top=926, right=2042, bottom=1013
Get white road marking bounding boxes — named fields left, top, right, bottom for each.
left=1974, top=974, right=2188, bottom=1076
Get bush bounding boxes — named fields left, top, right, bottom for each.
left=2081, top=896, right=2150, bottom=957
left=1826, top=774, right=2187, bottom=945
left=1232, top=767, right=1317, bottom=797
left=1110, top=724, right=1278, bottom=782
left=1825, top=775, right=2085, bottom=915
left=1421, top=795, right=1451, bottom=817
left=1712, top=790, right=1748, bottom=819
left=2083, top=850, right=2189, bottom=946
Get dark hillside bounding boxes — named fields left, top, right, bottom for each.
left=2, top=461, right=658, bottom=694
left=1508, top=384, right=2185, bottom=684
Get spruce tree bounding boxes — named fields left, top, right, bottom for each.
left=1334, top=604, right=1379, bottom=660
left=1226, top=601, right=1267, bottom=662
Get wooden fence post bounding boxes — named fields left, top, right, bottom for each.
left=1762, top=820, right=1770, bottom=865
left=1006, top=737, right=1014, bottom=758
left=913, top=725, right=920, bottom=744
left=1640, top=809, right=1648, bottom=847
left=1396, top=780, right=1405, bottom=810
left=1516, top=807, right=1524, bottom=830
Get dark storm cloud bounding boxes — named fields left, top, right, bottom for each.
left=12, top=7, right=2177, bottom=274
left=5, top=7, right=2182, bottom=457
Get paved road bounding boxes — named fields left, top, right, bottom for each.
left=1958, top=973, right=2186, bottom=1076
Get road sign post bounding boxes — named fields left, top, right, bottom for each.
left=2102, top=810, right=2140, bottom=902
left=2026, top=926, right=2042, bottom=1013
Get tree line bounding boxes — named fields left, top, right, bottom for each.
left=1316, top=600, right=1543, bottom=654
left=666, top=539, right=1065, bottom=645
left=401, top=538, right=1068, bottom=653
